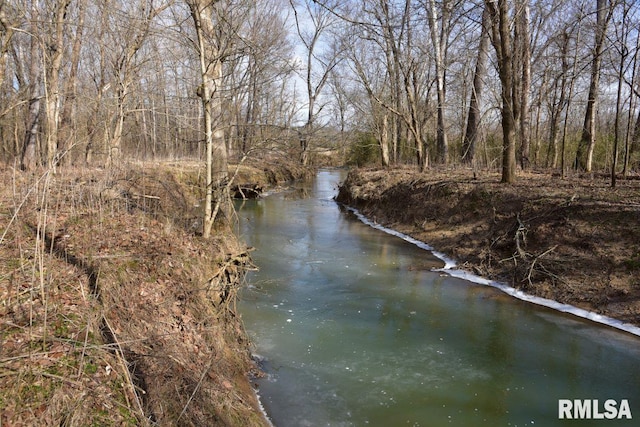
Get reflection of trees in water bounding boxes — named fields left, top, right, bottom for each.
left=283, top=186, right=310, bottom=199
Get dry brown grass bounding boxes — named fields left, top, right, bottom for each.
left=1, top=162, right=270, bottom=426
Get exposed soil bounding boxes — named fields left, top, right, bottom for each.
left=0, top=160, right=307, bottom=426
left=336, top=166, right=640, bottom=327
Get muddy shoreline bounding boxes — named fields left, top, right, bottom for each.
left=336, top=167, right=640, bottom=328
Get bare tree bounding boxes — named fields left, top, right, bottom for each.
left=290, top=0, right=340, bottom=166
left=575, top=0, right=615, bottom=172
left=43, top=0, right=72, bottom=168
left=371, top=0, right=404, bottom=166
left=611, top=0, right=636, bottom=185
left=515, top=0, right=531, bottom=169
left=462, top=4, right=490, bottom=165
left=544, top=32, right=568, bottom=169
left=485, top=0, right=517, bottom=183
left=559, top=6, right=584, bottom=178
left=186, top=0, right=229, bottom=238
left=345, top=31, right=393, bottom=167
left=542, top=10, right=583, bottom=174
left=104, top=1, right=170, bottom=167
left=623, top=15, right=640, bottom=176
left=58, top=0, right=85, bottom=166
left=20, top=2, right=41, bottom=171
left=424, top=0, right=453, bottom=164
left=0, top=1, right=15, bottom=93
left=84, top=1, right=111, bottom=165
left=230, top=0, right=293, bottom=156
left=348, top=0, right=434, bottom=170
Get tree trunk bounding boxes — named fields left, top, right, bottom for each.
left=612, top=2, right=631, bottom=187
left=486, top=0, right=517, bottom=183
left=462, top=5, right=490, bottom=164
left=0, top=4, right=15, bottom=93
left=106, top=88, right=125, bottom=167
left=104, top=1, right=169, bottom=168
left=380, top=112, right=390, bottom=167
left=58, top=0, right=85, bottom=166
left=187, top=0, right=229, bottom=238
left=575, top=0, right=612, bottom=172
left=426, top=0, right=449, bottom=164
left=21, top=93, right=41, bottom=171
left=517, top=0, right=531, bottom=169
left=21, top=5, right=41, bottom=171
left=44, top=0, right=71, bottom=169
left=623, top=28, right=640, bottom=177
left=547, top=31, right=571, bottom=169
left=632, top=109, right=640, bottom=161
left=559, top=21, right=583, bottom=178
left=611, top=40, right=625, bottom=188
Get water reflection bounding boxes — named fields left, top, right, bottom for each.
left=238, top=170, right=640, bottom=427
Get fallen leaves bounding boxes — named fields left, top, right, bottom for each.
left=1, top=164, right=265, bottom=426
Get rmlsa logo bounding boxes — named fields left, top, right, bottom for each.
left=558, top=399, right=632, bottom=420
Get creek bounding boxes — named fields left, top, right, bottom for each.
left=237, top=169, right=640, bottom=427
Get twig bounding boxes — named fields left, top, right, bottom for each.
left=177, top=353, right=216, bottom=423
left=41, top=371, right=83, bottom=388
left=131, top=193, right=160, bottom=200
left=526, top=245, right=559, bottom=287
left=101, top=315, right=148, bottom=425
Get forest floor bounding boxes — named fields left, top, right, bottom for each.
left=0, top=159, right=309, bottom=426
left=336, top=166, right=640, bottom=328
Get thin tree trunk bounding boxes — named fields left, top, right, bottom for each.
left=106, top=89, right=125, bottom=167
left=576, top=0, right=612, bottom=172
left=378, top=0, right=404, bottom=166
left=380, top=112, right=390, bottom=167
left=426, top=0, right=449, bottom=164
left=547, top=32, right=570, bottom=169
left=517, top=0, right=531, bottom=169
left=105, top=1, right=169, bottom=167
left=612, top=3, right=630, bottom=187
left=22, top=91, right=41, bottom=171
left=612, top=43, right=625, bottom=188
left=188, top=0, right=229, bottom=238
left=44, top=0, right=71, bottom=168
left=21, top=5, right=41, bottom=171
left=462, top=5, right=490, bottom=164
left=58, top=0, right=84, bottom=166
left=623, top=28, right=640, bottom=177
left=0, top=4, right=15, bottom=93
left=560, top=21, right=582, bottom=178
left=85, top=1, right=110, bottom=165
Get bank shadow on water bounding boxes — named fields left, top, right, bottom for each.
left=342, top=204, right=640, bottom=339
left=237, top=169, right=640, bottom=427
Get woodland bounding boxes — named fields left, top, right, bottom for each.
left=1, top=0, right=640, bottom=189
left=2, top=1, right=640, bottom=424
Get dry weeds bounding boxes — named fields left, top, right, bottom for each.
left=1, top=162, right=271, bottom=426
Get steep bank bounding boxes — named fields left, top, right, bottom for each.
left=0, top=162, right=290, bottom=426
left=336, top=167, right=640, bottom=327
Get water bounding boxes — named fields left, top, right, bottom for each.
left=237, top=170, right=640, bottom=427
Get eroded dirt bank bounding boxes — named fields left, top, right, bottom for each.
left=0, top=160, right=307, bottom=426
left=336, top=167, right=640, bottom=327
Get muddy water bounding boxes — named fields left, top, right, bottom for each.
left=237, top=170, right=640, bottom=427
